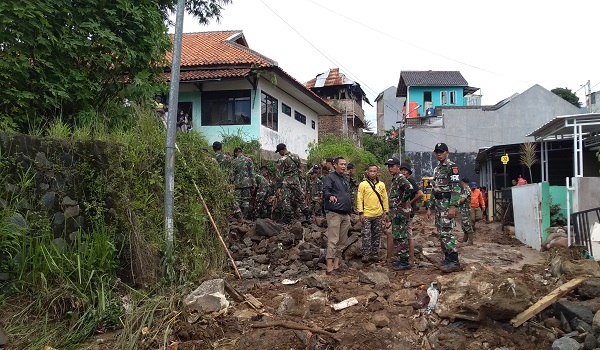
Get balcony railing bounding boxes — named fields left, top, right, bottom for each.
left=404, top=116, right=444, bottom=128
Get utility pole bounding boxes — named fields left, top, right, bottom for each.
left=164, top=0, right=185, bottom=279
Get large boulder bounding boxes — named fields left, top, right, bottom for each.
left=555, top=300, right=594, bottom=324
left=255, top=218, right=282, bottom=237
left=435, top=269, right=532, bottom=321
left=183, top=279, right=229, bottom=317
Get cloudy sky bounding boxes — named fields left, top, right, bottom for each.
left=176, top=0, right=598, bottom=124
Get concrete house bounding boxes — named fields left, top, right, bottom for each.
left=404, top=84, right=582, bottom=182
left=396, top=70, right=481, bottom=119
left=375, top=86, right=405, bottom=136
left=165, top=31, right=338, bottom=159
left=305, top=68, right=369, bottom=147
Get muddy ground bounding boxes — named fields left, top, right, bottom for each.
left=111, top=210, right=562, bottom=350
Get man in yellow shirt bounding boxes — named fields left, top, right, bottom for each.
left=357, top=164, right=389, bottom=263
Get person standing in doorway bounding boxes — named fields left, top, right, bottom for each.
left=357, top=164, right=389, bottom=264
left=426, top=143, right=462, bottom=273
left=323, top=157, right=352, bottom=275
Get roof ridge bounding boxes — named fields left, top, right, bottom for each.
left=225, top=41, right=277, bottom=67
left=180, top=30, right=242, bottom=35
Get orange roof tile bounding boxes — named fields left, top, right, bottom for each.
left=167, top=31, right=276, bottom=68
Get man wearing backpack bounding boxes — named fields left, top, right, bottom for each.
left=357, top=164, right=389, bottom=264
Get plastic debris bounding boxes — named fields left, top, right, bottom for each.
left=281, top=279, right=299, bottom=285
left=332, top=297, right=358, bottom=311
left=425, top=282, right=439, bottom=313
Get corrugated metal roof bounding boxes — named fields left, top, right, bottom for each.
left=305, top=68, right=355, bottom=88
left=396, top=71, right=471, bottom=97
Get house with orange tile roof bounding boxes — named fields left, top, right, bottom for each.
left=165, top=30, right=338, bottom=159
left=305, top=68, right=370, bottom=147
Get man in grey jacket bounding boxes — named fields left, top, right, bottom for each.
left=322, top=157, right=352, bottom=275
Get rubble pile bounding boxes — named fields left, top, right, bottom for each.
left=228, top=216, right=367, bottom=279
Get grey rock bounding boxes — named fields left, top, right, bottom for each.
left=584, top=333, right=597, bottom=350
left=414, top=317, right=429, bottom=332
left=571, top=317, right=594, bottom=335
left=254, top=254, right=269, bottom=264
left=358, top=270, right=390, bottom=286
left=551, top=336, right=581, bottom=350
left=53, top=212, right=65, bottom=226
left=35, top=152, right=52, bottom=168
left=69, top=231, right=79, bottom=242
left=372, top=313, right=390, bottom=328
left=0, top=198, right=7, bottom=209
left=255, top=218, right=282, bottom=237
left=580, top=278, right=600, bottom=299
left=183, top=279, right=229, bottom=315
left=243, top=237, right=253, bottom=247
left=52, top=238, right=68, bottom=252
left=8, top=212, right=28, bottom=232
left=61, top=196, right=78, bottom=206
left=290, top=223, right=304, bottom=240
left=39, top=183, right=50, bottom=190
left=593, top=308, right=600, bottom=333
left=364, top=322, right=377, bottom=332
left=240, top=269, right=254, bottom=279
left=556, top=300, right=595, bottom=324
left=0, top=326, right=8, bottom=346
left=40, top=192, right=57, bottom=209
left=304, top=274, right=330, bottom=290
left=64, top=205, right=80, bottom=219
left=560, top=312, right=573, bottom=332
left=4, top=183, right=18, bottom=194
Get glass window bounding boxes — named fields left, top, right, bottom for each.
left=282, top=103, right=292, bottom=116
left=294, top=111, right=306, bottom=124
left=449, top=91, right=456, bottom=104
left=440, top=91, right=448, bottom=105
left=201, top=90, right=251, bottom=126
left=311, top=120, right=316, bottom=129
left=261, top=92, right=278, bottom=131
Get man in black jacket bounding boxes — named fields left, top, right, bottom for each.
left=322, top=157, right=352, bottom=275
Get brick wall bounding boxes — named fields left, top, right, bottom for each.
left=318, top=115, right=363, bottom=147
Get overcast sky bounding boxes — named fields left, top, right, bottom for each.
left=176, top=0, right=599, bottom=124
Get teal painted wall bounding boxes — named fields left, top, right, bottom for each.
left=541, top=183, right=570, bottom=241
left=407, top=86, right=464, bottom=116
left=178, top=89, right=260, bottom=144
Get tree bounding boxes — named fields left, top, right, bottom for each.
left=0, top=0, right=231, bottom=132
left=519, top=142, right=538, bottom=183
left=363, top=129, right=398, bottom=163
left=551, top=87, right=582, bottom=108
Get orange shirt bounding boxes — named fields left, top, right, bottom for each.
left=470, top=188, right=485, bottom=209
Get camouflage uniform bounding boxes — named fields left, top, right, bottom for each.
left=277, top=151, right=309, bottom=221
left=429, top=159, right=461, bottom=255
left=388, top=173, right=413, bottom=260
left=308, top=175, right=323, bottom=216
left=459, top=186, right=474, bottom=235
left=345, top=172, right=359, bottom=212
left=254, top=174, right=274, bottom=219
left=231, top=154, right=256, bottom=217
left=214, top=152, right=232, bottom=169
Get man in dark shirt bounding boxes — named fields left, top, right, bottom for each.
left=399, top=163, right=424, bottom=265
left=322, top=157, right=352, bottom=275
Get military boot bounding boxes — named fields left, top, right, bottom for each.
left=466, top=233, right=474, bottom=246
left=440, top=252, right=461, bottom=273
left=461, top=232, right=469, bottom=242
left=302, top=210, right=312, bottom=225
left=392, top=258, right=411, bottom=271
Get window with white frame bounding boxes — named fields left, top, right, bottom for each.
left=261, top=92, right=278, bottom=131
left=449, top=91, right=456, bottom=105
left=440, top=91, right=448, bottom=105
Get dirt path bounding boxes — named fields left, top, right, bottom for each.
left=159, top=211, right=554, bottom=350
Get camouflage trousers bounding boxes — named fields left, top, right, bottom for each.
left=391, top=209, right=411, bottom=260
left=460, top=206, right=474, bottom=234
left=309, top=197, right=323, bottom=216
left=361, top=215, right=384, bottom=258
left=254, top=200, right=273, bottom=219
left=234, top=187, right=252, bottom=216
left=281, top=182, right=308, bottom=217
left=433, top=198, right=458, bottom=254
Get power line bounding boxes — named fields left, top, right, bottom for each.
left=303, top=0, right=534, bottom=86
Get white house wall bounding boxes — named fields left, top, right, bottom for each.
left=259, top=79, right=319, bottom=159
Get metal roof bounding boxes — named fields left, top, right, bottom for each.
left=527, top=113, right=600, bottom=140
left=396, top=71, right=476, bottom=97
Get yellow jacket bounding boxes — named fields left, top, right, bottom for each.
left=357, top=179, right=389, bottom=217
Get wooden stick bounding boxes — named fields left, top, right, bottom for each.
left=510, top=276, right=588, bottom=327
left=224, top=280, right=245, bottom=302
left=251, top=321, right=341, bottom=343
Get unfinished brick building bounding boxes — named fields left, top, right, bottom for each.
left=305, top=68, right=370, bottom=147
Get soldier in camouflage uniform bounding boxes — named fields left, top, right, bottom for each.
left=275, top=143, right=311, bottom=224
left=308, top=165, right=324, bottom=217
left=231, top=147, right=256, bottom=220
left=459, top=178, right=474, bottom=245
left=384, top=157, right=414, bottom=271
left=345, top=163, right=359, bottom=213
left=212, top=141, right=231, bottom=170
left=254, top=166, right=275, bottom=219
left=426, top=142, right=462, bottom=273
